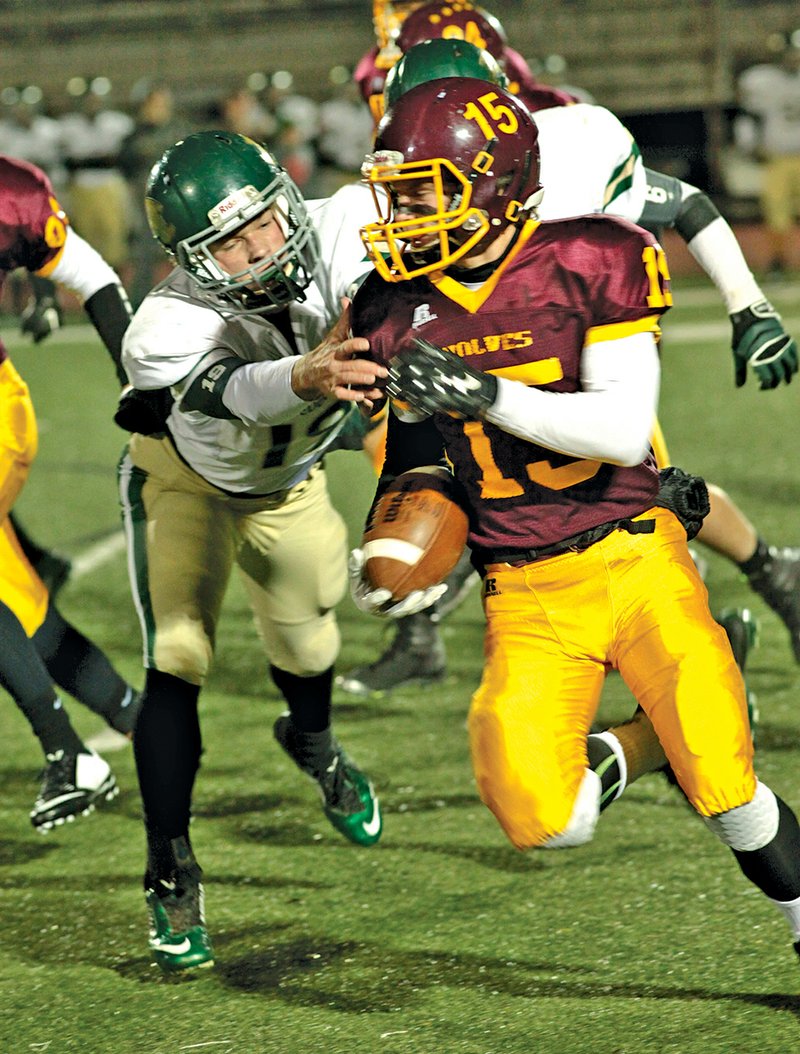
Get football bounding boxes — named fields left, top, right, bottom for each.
left=361, top=466, right=469, bottom=601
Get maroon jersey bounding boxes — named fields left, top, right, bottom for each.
left=0, top=156, right=69, bottom=296
left=352, top=215, right=670, bottom=554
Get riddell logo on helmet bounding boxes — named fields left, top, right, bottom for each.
left=208, top=185, right=260, bottom=228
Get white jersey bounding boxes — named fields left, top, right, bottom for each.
left=122, top=185, right=375, bottom=496
left=533, top=103, right=646, bottom=223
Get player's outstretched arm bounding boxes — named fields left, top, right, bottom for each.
left=291, top=302, right=387, bottom=406
left=640, top=169, right=798, bottom=390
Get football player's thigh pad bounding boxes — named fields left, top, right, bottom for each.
left=238, top=471, right=348, bottom=675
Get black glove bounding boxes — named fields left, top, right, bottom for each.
left=20, top=295, right=63, bottom=343
left=114, top=386, right=173, bottom=434
left=730, top=300, right=798, bottom=389
left=387, top=337, right=498, bottom=420
left=655, top=466, right=710, bottom=540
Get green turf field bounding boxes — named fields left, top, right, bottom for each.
left=1, top=275, right=799, bottom=1053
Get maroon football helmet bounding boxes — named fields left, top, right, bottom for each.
left=397, top=0, right=507, bottom=60
left=361, top=77, right=542, bottom=280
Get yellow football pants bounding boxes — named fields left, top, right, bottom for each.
left=469, top=506, right=755, bottom=850
left=0, top=358, right=48, bottom=635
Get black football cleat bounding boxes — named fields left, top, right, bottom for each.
left=336, top=610, right=446, bottom=696
left=745, top=546, right=800, bottom=663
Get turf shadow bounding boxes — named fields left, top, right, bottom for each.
left=215, top=936, right=800, bottom=1015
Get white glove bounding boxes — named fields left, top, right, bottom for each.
left=348, top=548, right=447, bottom=618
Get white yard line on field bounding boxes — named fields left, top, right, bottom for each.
left=70, top=529, right=126, bottom=579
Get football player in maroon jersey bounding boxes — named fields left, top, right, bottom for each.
left=0, top=155, right=140, bottom=830
left=349, top=79, right=800, bottom=964
left=342, top=24, right=799, bottom=698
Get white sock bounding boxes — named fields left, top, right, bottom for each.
left=589, top=729, right=627, bottom=805
left=770, top=893, right=800, bottom=941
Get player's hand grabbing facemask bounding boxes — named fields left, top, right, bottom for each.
left=730, top=300, right=798, bottom=389
left=348, top=548, right=447, bottom=618
left=387, top=337, right=499, bottom=419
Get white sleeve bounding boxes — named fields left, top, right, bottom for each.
left=484, top=331, right=660, bottom=466
left=47, top=227, right=121, bottom=301
left=312, top=183, right=380, bottom=299
left=221, top=357, right=306, bottom=424
left=681, top=207, right=762, bottom=314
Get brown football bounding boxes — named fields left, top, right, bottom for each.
left=362, top=466, right=469, bottom=601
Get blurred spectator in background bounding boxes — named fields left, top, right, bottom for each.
left=0, top=85, right=63, bottom=184
left=260, top=71, right=320, bottom=192
left=214, top=86, right=276, bottom=143
left=58, top=77, right=134, bottom=274
left=317, top=70, right=374, bottom=188
left=737, top=32, right=800, bottom=277
left=209, top=78, right=319, bottom=192
left=119, top=80, right=192, bottom=307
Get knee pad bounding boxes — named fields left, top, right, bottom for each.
left=542, top=769, right=601, bottom=849
left=154, top=618, right=213, bottom=686
left=703, top=780, right=779, bottom=851
left=267, top=613, right=340, bottom=677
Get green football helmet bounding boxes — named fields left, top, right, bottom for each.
left=382, top=37, right=508, bottom=117
left=145, top=131, right=320, bottom=314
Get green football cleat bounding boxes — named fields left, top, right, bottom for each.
left=321, top=757, right=383, bottom=847
left=274, top=714, right=383, bottom=846
left=146, top=873, right=214, bottom=974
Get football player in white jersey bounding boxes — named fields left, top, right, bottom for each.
left=117, top=131, right=387, bottom=973
left=337, top=36, right=800, bottom=699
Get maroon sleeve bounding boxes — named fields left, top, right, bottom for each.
left=545, top=215, right=671, bottom=331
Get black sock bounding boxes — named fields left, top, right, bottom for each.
left=133, top=669, right=201, bottom=871
left=145, top=834, right=201, bottom=889
left=33, top=604, right=139, bottom=733
left=269, top=665, right=333, bottom=733
left=732, top=796, right=800, bottom=901
left=0, top=600, right=84, bottom=755
left=738, top=537, right=770, bottom=576
left=270, top=665, right=335, bottom=771
left=28, top=695, right=85, bottom=756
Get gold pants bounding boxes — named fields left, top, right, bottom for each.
left=469, top=507, right=755, bottom=849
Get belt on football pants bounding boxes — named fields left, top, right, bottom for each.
left=164, top=426, right=298, bottom=506
left=474, top=515, right=656, bottom=569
